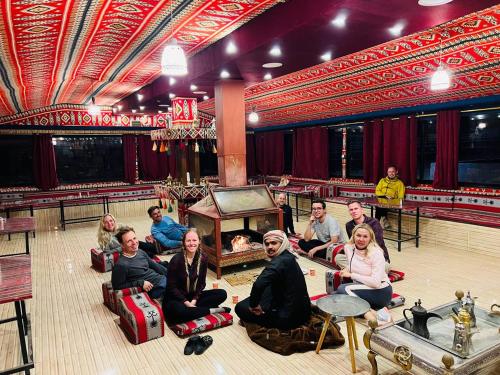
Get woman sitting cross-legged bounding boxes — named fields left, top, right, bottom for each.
left=235, top=230, right=311, bottom=330
left=336, top=223, right=393, bottom=324
left=162, top=229, right=229, bottom=324
left=97, top=213, right=158, bottom=258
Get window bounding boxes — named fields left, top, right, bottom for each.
left=200, top=141, right=218, bottom=176
left=346, top=126, right=363, bottom=178
left=417, top=116, right=437, bottom=182
left=283, top=132, right=293, bottom=174
left=0, top=136, right=33, bottom=187
left=458, top=109, right=500, bottom=187
left=328, top=127, right=342, bottom=177
left=54, top=136, right=124, bottom=183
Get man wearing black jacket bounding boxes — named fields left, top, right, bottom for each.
left=276, top=193, right=296, bottom=236
left=235, top=230, right=311, bottom=329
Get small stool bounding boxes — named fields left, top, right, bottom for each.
left=102, top=281, right=142, bottom=314
left=169, top=312, right=233, bottom=337
left=118, top=292, right=165, bottom=344
left=91, top=248, right=120, bottom=272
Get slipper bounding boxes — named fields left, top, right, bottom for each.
left=184, top=335, right=201, bottom=355
left=194, top=335, right=213, bottom=355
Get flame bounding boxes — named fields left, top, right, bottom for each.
left=231, top=235, right=251, bottom=252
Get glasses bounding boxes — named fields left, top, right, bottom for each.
left=312, top=207, right=323, bottom=211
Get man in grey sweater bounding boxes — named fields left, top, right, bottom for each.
left=111, top=226, right=168, bottom=299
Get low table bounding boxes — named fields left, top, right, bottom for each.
left=59, top=194, right=109, bottom=230
left=315, top=294, right=370, bottom=373
left=0, top=255, right=33, bottom=375
left=270, top=185, right=316, bottom=222
left=0, top=217, right=36, bottom=257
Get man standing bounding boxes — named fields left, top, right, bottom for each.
left=148, top=206, right=187, bottom=249
left=375, top=165, right=405, bottom=229
left=297, top=199, right=344, bottom=259
left=111, top=226, right=168, bottom=299
left=276, top=192, right=297, bottom=237
left=335, top=200, right=391, bottom=272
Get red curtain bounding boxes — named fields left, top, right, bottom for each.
left=292, top=127, right=329, bottom=179
left=33, top=134, right=59, bottom=190
left=433, top=110, right=460, bottom=189
left=363, top=116, right=417, bottom=185
left=137, top=135, right=176, bottom=180
left=122, top=135, right=136, bottom=184
left=255, top=131, right=284, bottom=176
left=246, top=134, right=256, bottom=177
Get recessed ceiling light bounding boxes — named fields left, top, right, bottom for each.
left=226, top=40, right=237, bottom=54
left=269, top=45, right=281, bottom=57
left=139, top=106, right=145, bottom=111
left=158, top=104, right=170, bottom=107
left=264, top=73, right=272, bottom=80
left=320, top=51, right=332, bottom=61
left=131, top=109, right=137, bottom=113
left=478, top=122, right=487, bottom=129
left=169, top=93, right=176, bottom=99
left=193, top=91, right=207, bottom=95
left=331, top=10, right=348, bottom=28
left=169, top=77, right=176, bottom=85
left=418, top=0, right=453, bottom=6
left=158, top=110, right=163, bottom=114
left=137, top=93, right=144, bottom=101
left=203, top=95, right=209, bottom=100
left=388, top=21, right=406, bottom=36
left=190, top=84, right=197, bottom=91
left=112, top=107, right=117, bottom=113
left=262, top=62, right=283, bottom=68
left=220, top=70, right=230, bottom=78
left=476, top=114, right=485, bottom=119
left=117, top=105, right=123, bottom=111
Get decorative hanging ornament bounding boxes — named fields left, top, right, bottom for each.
left=194, top=141, right=200, bottom=153
left=179, top=141, right=185, bottom=150
left=152, top=141, right=157, bottom=151
left=212, top=142, right=217, bottom=154
left=159, top=141, right=166, bottom=152
left=168, top=200, right=173, bottom=213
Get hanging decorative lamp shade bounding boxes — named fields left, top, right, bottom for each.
left=88, top=96, right=101, bottom=116
left=431, top=64, right=451, bottom=91
left=161, top=39, right=188, bottom=76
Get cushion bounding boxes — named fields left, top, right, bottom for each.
left=102, top=281, right=142, bottom=314
left=91, top=248, right=120, bottom=273
left=325, top=269, right=405, bottom=294
left=169, top=312, right=233, bottom=337
left=118, top=293, right=165, bottom=344
left=326, top=243, right=344, bottom=265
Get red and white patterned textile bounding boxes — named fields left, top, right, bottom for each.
left=169, top=312, right=233, bottom=337
left=171, top=97, right=198, bottom=128
left=91, top=248, right=120, bottom=273
left=118, top=293, right=165, bottom=345
left=102, top=281, right=142, bottom=314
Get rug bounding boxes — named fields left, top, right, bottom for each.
left=224, top=271, right=261, bottom=287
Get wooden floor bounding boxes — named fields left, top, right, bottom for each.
left=1, top=210, right=499, bottom=375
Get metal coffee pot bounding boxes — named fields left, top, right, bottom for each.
left=451, top=307, right=477, bottom=356
left=403, top=299, right=443, bottom=339
left=463, top=291, right=476, bottom=328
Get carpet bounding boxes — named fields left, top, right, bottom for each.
left=224, top=271, right=261, bottom=287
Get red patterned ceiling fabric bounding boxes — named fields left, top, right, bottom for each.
left=198, top=6, right=500, bottom=127
left=0, top=0, right=279, bottom=116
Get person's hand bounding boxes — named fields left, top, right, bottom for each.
left=309, top=215, right=316, bottom=224
left=143, top=280, right=153, bottom=291
left=191, top=299, right=197, bottom=307
left=308, top=247, right=319, bottom=258
left=145, top=235, right=154, bottom=243
left=184, top=300, right=196, bottom=308
left=339, top=268, right=351, bottom=278
left=249, top=305, right=264, bottom=315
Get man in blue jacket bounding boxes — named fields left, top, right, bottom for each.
left=148, top=205, right=188, bottom=249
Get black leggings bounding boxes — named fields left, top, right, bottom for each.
left=375, top=207, right=388, bottom=220
left=298, top=239, right=327, bottom=258
left=139, top=241, right=157, bottom=258
left=163, top=289, right=227, bottom=324
left=336, top=282, right=392, bottom=311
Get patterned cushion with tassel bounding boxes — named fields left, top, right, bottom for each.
left=91, top=248, right=120, bottom=273
left=169, top=312, right=233, bottom=337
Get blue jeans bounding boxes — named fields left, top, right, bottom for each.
left=149, top=275, right=167, bottom=299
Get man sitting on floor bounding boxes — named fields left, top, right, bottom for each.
left=276, top=192, right=298, bottom=237
left=297, top=199, right=344, bottom=259
left=111, top=226, right=168, bottom=299
left=335, top=200, right=391, bottom=273
left=148, top=205, right=188, bottom=249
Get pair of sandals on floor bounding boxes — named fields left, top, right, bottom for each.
left=184, top=335, right=213, bottom=355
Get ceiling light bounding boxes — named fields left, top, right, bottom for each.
left=112, top=107, right=117, bottom=113
left=264, top=73, right=272, bottom=80
left=169, top=93, right=176, bottom=99
left=87, top=96, right=100, bottom=116
left=137, top=93, right=144, bottom=101
left=139, top=106, right=145, bottom=111
left=169, top=77, right=176, bottom=85
left=220, top=70, right=230, bottom=79
left=190, top=84, right=197, bottom=91
left=117, top=104, right=123, bottom=111
left=203, top=95, right=209, bottom=100
left=226, top=40, right=237, bottom=54
left=158, top=104, right=170, bottom=107
left=131, top=109, right=137, bottom=113
left=476, top=114, right=485, bottom=119
left=430, top=64, right=451, bottom=90
left=269, top=46, right=281, bottom=57
left=262, top=62, right=283, bottom=68
left=388, top=21, right=406, bottom=37
left=193, top=91, right=207, bottom=94
left=477, top=122, right=487, bottom=129
left=161, top=38, right=188, bottom=76
left=320, top=51, right=332, bottom=61
left=248, top=106, right=259, bottom=123
left=418, top=0, right=453, bottom=6
left=331, top=10, right=348, bottom=28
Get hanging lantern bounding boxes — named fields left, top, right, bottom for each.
left=194, top=141, right=199, bottom=153
left=159, top=141, right=166, bottom=152
left=152, top=141, right=158, bottom=151
left=212, top=142, right=217, bottom=154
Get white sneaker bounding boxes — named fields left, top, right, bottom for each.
left=376, top=307, right=393, bottom=324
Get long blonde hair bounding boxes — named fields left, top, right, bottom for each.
left=182, top=229, right=202, bottom=293
left=347, top=223, right=382, bottom=258
left=97, top=214, right=117, bottom=249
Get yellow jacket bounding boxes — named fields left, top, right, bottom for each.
left=375, top=177, right=405, bottom=199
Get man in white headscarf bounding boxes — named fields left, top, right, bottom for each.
left=235, top=230, right=311, bottom=329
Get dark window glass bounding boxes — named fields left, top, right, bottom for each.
left=54, top=136, right=124, bottom=183
left=417, top=116, right=437, bottom=182
left=458, top=109, right=500, bottom=187
left=0, top=136, right=33, bottom=187
left=283, top=132, right=293, bottom=174
left=200, top=141, right=218, bottom=176
left=346, top=126, right=363, bottom=178
left=328, top=127, right=342, bottom=177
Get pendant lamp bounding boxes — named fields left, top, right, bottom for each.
left=161, top=3, right=187, bottom=76
left=430, top=30, right=451, bottom=91
left=248, top=106, right=259, bottom=123
left=88, top=96, right=100, bottom=116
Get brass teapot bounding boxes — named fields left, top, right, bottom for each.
left=403, top=299, right=442, bottom=339
left=451, top=307, right=477, bottom=356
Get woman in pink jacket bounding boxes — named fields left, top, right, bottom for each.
left=337, top=223, right=392, bottom=322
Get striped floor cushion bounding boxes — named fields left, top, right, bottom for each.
left=169, top=312, right=233, bottom=337
left=102, top=281, right=142, bottom=314
left=91, top=248, right=120, bottom=272
left=118, top=293, right=165, bottom=344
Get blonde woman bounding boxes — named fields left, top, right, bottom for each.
left=337, top=223, right=392, bottom=322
